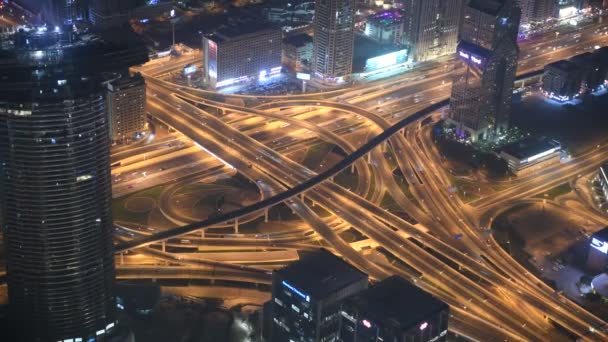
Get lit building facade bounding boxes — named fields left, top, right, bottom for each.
left=269, top=249, right=368, bottom=342
left=499, top=137, right=561, bottom=176
left=0, top=27, right=148, bottom=341
left=107, top=72, right=147, bottom=144
left=402, top=0, right=463, bottom=62
left=520, top=0, right=557, bottom=24
left=587, top=227, right=608, bottom=273
left=364, top=10, right=405, bottom=45
left=338, top=276, right=450, bottom=342
left=542, top=60, right=582, bottom=101
left=203, top=23, right=282, bottom=88
left=312, top=0, right=357, bottom=83
left=599, top=162, right=608, bottom=202
left=448, top=0, right=520, bottom=142
left=283, top=33, right=314, bottom=72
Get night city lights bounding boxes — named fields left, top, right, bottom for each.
left=0, top=0, right=608, bottom=341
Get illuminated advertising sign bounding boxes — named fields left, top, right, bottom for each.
left=364, top=49, right=408, bottom=72
left=458, top=50, right=483, bottom=65
left=591, top=237, right=608, bottom=254
left=282, top=280, right=310, bottom=302
left=297, top=72, right=311, bottom=80
left=522, top=147, right=560, bottom=164
left=183, top=64, right=197, bottom=75
left=559, top=6, right=577, bottom=19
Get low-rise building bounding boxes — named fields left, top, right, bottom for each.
left=283, top=33, right=313, bottom=72
left=542, top=60, right=582, bottom=101
left=587, top=227, right=608, bottom=273
left=203, top=21, right=282, bottom=88
left=338, top=275, right=449, bottom=342
left=269, top=249, right=368, bottom=342
left=499, top=137, right=562, bottom=176
left=106, top=73, right=147, bottom=144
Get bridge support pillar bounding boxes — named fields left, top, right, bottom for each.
left=161, top=240, right=166, bottom=252
left=351, top=163, right=355, bottom=174
left=367, top=153, right=371, bottom=164
left=120, top=253, right=124, bottom=265
left=234, top=218, right=239, bottom=234
left=201, top=229, right=205, bottom=238
left=264, top=208, right=269, bottom=223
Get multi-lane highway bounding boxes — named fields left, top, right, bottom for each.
left=110, top=19, right=608, bottom=341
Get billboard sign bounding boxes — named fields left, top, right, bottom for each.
left=183, top=64, right=197, bottom=75
left=591, top=237, right=608, bottom=254
left=297, top=72, right=311, bottom=80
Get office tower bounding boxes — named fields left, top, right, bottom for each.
left=203, top=21, right=282, bottom=88
left=270, top=249, right=368, bottom=342
left=448, top=0, right=520, bottom=142
left=107, top=73, right=147, bottom=144
left=89, top=0, right=138, bottom=28
left=402, top=0, right=464, bottom=62
left=312, top=0, right=356, bottom=83
left=338, top=276, right=450, bottom=342
left=0, top=27, right=147, bottom=341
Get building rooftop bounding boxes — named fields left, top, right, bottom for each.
left=206, top=20, right=278, bottom=43
left=500, top=137, right=561, bottom=161
left=283, top=33, right=312, bottom=47
left=592, top=227, right=608, bottom=243
left=367, top=10, right=405, bottom=27
left=546, top=60, right=579, bottom=73
left=468, top=0, right=504, bottom=16
left=275, top=249, right=368, bottom=299
left=345, top=276, right=449, bottom=330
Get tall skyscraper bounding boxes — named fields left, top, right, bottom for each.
left=448, top=0, right=521, bottom=142
left=312, top=0, right=356, bottom=83
left=0, top=27, right=147, bottom=341
left=402, top=0, right=464, bottom=62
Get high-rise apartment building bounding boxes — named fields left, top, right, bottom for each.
left=107, top=72, right=147, bottom=144
left=312, top=0, right=356, bottom=83
left=269, top=249, right=368, bottom=342
left=448, top=0, right=520, bottom=142
left=402, top=0, right=464, bottom=62
left=0, top=27, right=147, bottom=341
